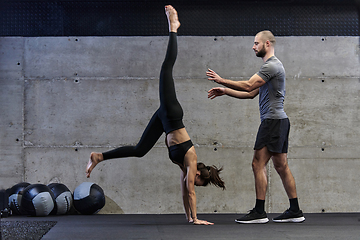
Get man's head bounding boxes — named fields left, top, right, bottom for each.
left=253, top=30, right=276, bottom=58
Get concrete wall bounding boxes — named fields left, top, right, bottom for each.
left=1, top=35, right=359, bottom=214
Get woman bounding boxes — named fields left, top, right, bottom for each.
left=86, top=5, right=225, bottom=225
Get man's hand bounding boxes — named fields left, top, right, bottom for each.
left=208, top=87, right=226, bottom=99
left=206, top=68, right=224, bottom=84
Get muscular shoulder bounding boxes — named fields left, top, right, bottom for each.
left=258, top=56, right=284, bottom=82
left=262, top=57, right=282, bottom=71
left=184, top=146, right=197, bottom=166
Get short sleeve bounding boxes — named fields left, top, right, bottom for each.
left=257, top=61, right=276, bottom=82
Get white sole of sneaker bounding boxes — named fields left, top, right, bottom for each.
left=272, top=216, right=305, bottom=223
left=235, top=218, right=269, bottom=224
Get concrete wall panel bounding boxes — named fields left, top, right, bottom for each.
left=0, top=38, right=25, bottom=188
left=23, top=37, right=360, bottom=79
left=277, top=37, right=360, bottom=78
left=286, top=77, right=360, bottom=148
left=23, top=78, right=159, bottom=147
left=0, top=38, right=23, bottom=80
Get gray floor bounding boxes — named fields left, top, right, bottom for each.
left=1, top=213, right=360, bottom=240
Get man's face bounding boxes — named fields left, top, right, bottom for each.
left=253, top=35, right=266, bottom=58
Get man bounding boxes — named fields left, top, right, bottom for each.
left=207, top=30, right=305, bottom=224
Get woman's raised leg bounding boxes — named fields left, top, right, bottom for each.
left=86, top=111, right=164, bottom=178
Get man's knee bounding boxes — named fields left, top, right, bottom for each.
left=251, top=159, right=260, bottom=172
left=252, top=148, right=271, bottom=170
left=252, top=156, right=267, bottom=172
left=273, top=161, right=288, bottom=174
left=272, top=155, right=291, bottom=176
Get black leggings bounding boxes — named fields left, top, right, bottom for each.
left=102, top=33, right=184, bottom=160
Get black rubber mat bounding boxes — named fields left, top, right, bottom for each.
left=3, top=213, right=360, bottom=239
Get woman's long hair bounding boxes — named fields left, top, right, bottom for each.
left=197, top=162, right=225, bottom=190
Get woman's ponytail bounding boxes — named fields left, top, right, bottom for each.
left=197, top=162, right=226, bottom=190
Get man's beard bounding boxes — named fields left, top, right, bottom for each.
left=256, top=46, right=266, bottom=58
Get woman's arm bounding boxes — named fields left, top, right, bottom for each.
left=180, top=169, right=192, bottom=222
left=183, top=148, right=213, bottom=225
left=185, top=158, right=198, bottom=221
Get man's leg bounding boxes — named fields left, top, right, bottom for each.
left=272, top=152, right=305, bottom=223
left=235, top=146, right=271, bottom=224
left=253, top=147, right=272, bottom=200
left=271, top=153, right=297, bottom=199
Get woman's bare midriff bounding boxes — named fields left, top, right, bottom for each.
left=165, top=128, right=191, bottom=147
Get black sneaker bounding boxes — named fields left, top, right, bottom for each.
left=235, top=208, right=269, bottom=224
left=273, top=209, right=305, bottom=223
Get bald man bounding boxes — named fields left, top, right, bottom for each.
left=207, top=30, right=305, bottom=224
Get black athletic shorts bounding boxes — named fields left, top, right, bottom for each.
left=254, top=118, right=290, bottom=153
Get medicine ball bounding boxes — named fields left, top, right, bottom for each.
left=73, top=182, right=105, bottom=215
left=48, top=183, right=73, bottom=215
left=8, top=182, right=31, bottom=215
left=21, top=184, right=56, bottom=216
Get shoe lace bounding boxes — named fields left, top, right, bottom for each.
left=247, top=208, right=257, bottom=214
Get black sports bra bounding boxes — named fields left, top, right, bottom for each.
left=168, top=140, right=193, bottom=167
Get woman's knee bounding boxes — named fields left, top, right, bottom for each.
left=134, top=148, right=147, bottom=158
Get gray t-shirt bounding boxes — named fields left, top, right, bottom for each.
left=256, top=56, right=288, bottom=122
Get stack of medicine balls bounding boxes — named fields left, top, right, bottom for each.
left=5, top=182, right=105, bottom=216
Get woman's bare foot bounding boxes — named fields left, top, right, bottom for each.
left=86, top=152, right=104, bottom=178
left=165, top=5, right=180, bottom=33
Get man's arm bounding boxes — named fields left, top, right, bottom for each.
left=208, top=87, right=259, bottom=100
left=206, top=69, right=266, bottom=92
